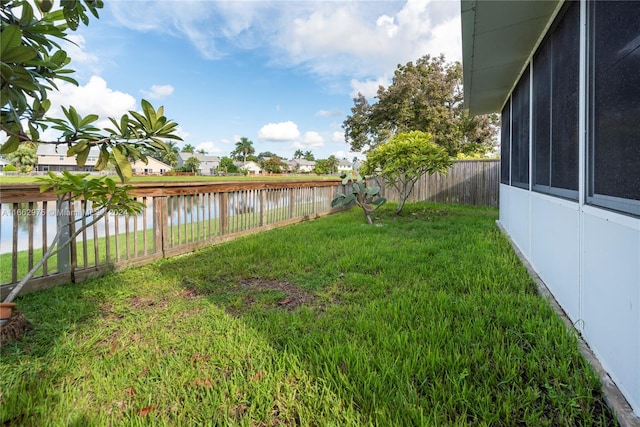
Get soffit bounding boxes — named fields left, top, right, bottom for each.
left=461, top=0, right=561, bottom=115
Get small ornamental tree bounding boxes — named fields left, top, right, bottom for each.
left=3, top=172, right=145, bottom=304
left=0, top=0, right=181, bottom=307
left=331, top=171, right=386, bottom=224
left=361, top=131, right=452, bottom=215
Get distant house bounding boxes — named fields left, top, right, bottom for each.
left=177, top=152, right=220, bottom=175
left=288, top=159, right=315, bottom=173
left=337, top=159, right=353, bottom=173
left=37, top=144, right=98, bottom=172
left=36, top=144, right=170, bottom=174
left=462, top=0, right=639, bottom=415
left=234, top=161, right=262, bottom=175
left=130, top=157, right=171, bottom=175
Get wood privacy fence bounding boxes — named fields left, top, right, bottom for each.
left=377, top=160, right=500, bottom=208
left=0, top=160, right=499, bottom=296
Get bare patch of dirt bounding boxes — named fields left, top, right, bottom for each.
left=129, top=296, right=169, bottom=310
left=227, top=279, right=318, bottom=315
left=0, top=310, right=33, bottom=346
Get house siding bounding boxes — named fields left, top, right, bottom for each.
left=489, top=1, right=639, bottom=415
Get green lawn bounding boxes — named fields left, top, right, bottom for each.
left=0, top=203, right=616, bottom=426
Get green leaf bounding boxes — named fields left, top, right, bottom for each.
left=79, top=114, right=99, bottom=128
left=20, top=3, right=34, bottom=26
left=0, top=25, right=22, bottom=55
left=95, top=146, right=109, bottom=170
left=111, top=145, right=133, bottom=182
left=76, top=145, right=91, bottom=167
left=66, top=140, right=88, bottom=156
left=2, top=46, right=38, bottom=63
left=331, top=195, right=345, bottom=208
left=0, top=137, right=21, bottom=154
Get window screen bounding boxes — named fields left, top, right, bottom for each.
left=532, top=2, right=579, bottom=200
left=500, top=100, right=511, bottom=185
left=588, top=0, right=640, bottom=216
left=511, top=67, right=530, bottom=189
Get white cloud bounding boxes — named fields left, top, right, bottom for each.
left=332, top=131, right=345, bottom=144
left=141, top=84, right=175, bottom=100
left=350, top=76, right=391, bottom=98
left=44, top=76, right=137, bottom=134
left=109, top=1, right=462, bottom=82
left=258, top=121, right=300, bottom=141
left=195, top=141, right=224, bottom=155
left=63, top=35, right=99, bottom=66
left=173, top=127, right=190, bottom=141
left=316, top=109, right=343, bottom=118
left=292, top=131, right=325, bottom=150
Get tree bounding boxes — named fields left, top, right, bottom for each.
left=182, top=144, right=195, bottom=153
left=162, top=151, right=178, bottom=167
left=217, top=156, right=238, bottom=174
left=196, top=148, right=207, bottom=155
left=303, top=150, right=314, bottom=161
left=262, top=155, right=284, bottom=173
left=293, top=149, right=304, bottom=159
left=257, top=151, right=276, bottom=159
left=0, top=1, right=181, bottom=182
left=361, top=131, right=452, bottom=215
left=3, top=172, right=145, bottom=304
left=313, top=159, right=331, bottom=175
left=6, top=144, right=37, bottom=168
left=0, top=0, right=181, bottom=304
left=183, top=156, right=200, bottom=173
left=326, top=155, right=338, bottom=174
left=231, top=137, right=255, bottom=162
left=343, top=54, right=498, bottom=157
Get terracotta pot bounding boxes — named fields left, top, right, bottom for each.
left=0, top=303, right=16, bottom=320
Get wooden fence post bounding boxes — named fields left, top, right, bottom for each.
left=220, top=192, right=228, bottom=235
left=289, top=189, right=295, bottom=219
left=57, top=200, right=71, bottom=275
left=154, top=197, right=167, bottom=257
left=260, top=189, right=266, bottom=226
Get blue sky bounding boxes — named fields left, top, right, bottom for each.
left=43, top=0, right=462, bottom=160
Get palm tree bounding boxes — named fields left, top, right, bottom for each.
left=232, top=137, right=255, bottom=162
left=303, top=150, right=314, bottom=161
left=183, top=144, right=195, bottom=153
left=196, top=148, right=207, bottom=155
left=293, top=149, right=304, bottom=159
left=165, top=141, right=180, bottom=154
left=327, top=155, right=338, bottom=174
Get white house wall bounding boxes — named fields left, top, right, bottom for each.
left=530, top=193, right=581, bottom=324
left=582, top=208, right=640, bottom=413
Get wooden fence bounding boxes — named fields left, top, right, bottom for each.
left=0, top=160, right=499, bottom=296
left=377, top=160, right=500, bottom=208
left=0, top=180, right=345, bottom=297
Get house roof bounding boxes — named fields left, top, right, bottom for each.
left=461, top=0, right=561, bottom=114
left=290, top=159, right=315, bottom=166
left=178, top=152, right=219, bottom=162
left=37, top=144, right=99, bottom=157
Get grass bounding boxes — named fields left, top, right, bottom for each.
left=0, top=202, right=616, bottom=426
